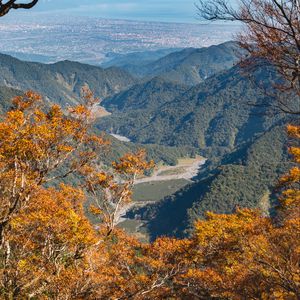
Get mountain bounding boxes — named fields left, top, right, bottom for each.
left=101, top=48, right=181, bottom=70
left=98, top=57, right=298, bottom=240
left=0, top=53, right=135, bottom=106
left=113, top=41, right=243, bottom=85
left=102, top=77, right=188, bottom=112
left=129, top=122, right=292, bottom=240
left=97, top=63, right=282, bottom=158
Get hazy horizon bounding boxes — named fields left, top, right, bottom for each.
left=1, top=0, right=218, bottom=24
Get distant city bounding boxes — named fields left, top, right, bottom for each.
left=0, top=15, right=240, bottom=65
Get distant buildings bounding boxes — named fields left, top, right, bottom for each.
left=0, top=16, right=240, bottom=65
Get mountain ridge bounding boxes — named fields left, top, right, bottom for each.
left=97, top=62, right=281, bottom=156
left=112, top=41, right=244, bottom=86
left=0, top=53, right=135, bottom=106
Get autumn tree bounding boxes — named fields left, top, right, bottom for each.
left=0, top=90, right=154, bottom=299
left=278, top=125, right=300, bottom=219
left=197, top=0, right=300, bottom=114
left=3, top=186, right=96, bottom=298
left=0, top=90, right=101, bottom=245
left=0, top=90, right=104, bottom=298
left=88, top=207, right=299, bottom=299
left=0, top=0, right=38, bottom=17
left=86, top=150, right=154, bottom=236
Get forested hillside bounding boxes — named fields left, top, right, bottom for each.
left=0, top=53, right=135, bottom=105
left=111, top=41, right=243, bottom=85
left=97, top=62, right=283, bottom=155
left=99, top=50, right=297, bottom=239
left=131, top=122, right=293, bottom=239
left=102, top=77, right=188, bottom=111
left=103, top=135, right=198, bottom=167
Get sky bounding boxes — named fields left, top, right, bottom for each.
left=29, top=0, right=201, bottom=23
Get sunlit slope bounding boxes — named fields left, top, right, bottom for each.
left=0, top=54, right=135, bottom=106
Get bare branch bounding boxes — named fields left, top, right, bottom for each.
left=0, top=0, right=38, bottom=17
left=196, top=0, right=300, bottom=114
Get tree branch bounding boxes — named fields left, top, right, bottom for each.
left=0, top=0, right=38, bottom=17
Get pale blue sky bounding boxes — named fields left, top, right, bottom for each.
left=31, top=0, right=201, bottom=23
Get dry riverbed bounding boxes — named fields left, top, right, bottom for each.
left=91, top=105, right=111, bottom=118
left=135, top=156, right=206, bottom=184
left=117, top=156, right=206, bottom=239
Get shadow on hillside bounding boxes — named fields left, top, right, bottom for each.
left=126, top=175, right=216, bottom=241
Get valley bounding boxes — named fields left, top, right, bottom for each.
left=118, top=178, right=193, bottom=242
left=117, top=156, right=205, bottom=241
left=0, top=2, right=299, bottom=298
left=0, top=40, right=295, bottom=241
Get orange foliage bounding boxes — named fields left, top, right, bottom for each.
left=86, top=149, right=154, bottom=235
left=0, top=91, right=299, bottom=299
left=278, top=125, right=300, bottom=221
left=0, top=90, right=156, bottom=299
